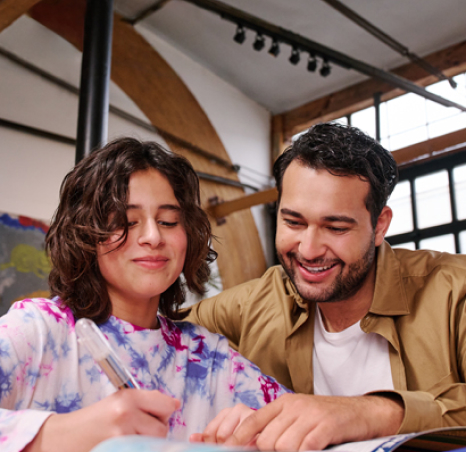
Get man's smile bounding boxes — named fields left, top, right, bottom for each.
left=299, top=262, right=338, bottom=274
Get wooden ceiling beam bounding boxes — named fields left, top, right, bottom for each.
left=208, top=187, right=278, bottom=219
left=0, top=0, right=43, bottom=33
left=275, top=40, right=466, bottom=144
left=393, top=128, right=466, bottom=168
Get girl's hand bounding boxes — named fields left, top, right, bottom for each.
left=24, top=389, right=180, bottom=452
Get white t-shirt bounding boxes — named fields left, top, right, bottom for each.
left=313, top=307, right=394, bottom=396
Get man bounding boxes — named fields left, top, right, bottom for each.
left=187, top=123, right=466, bottom=451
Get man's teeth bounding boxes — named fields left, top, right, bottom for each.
left=302, top=264, right=333, bottom=273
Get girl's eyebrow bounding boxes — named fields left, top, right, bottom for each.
left=126, top=204, right=181, bottom=211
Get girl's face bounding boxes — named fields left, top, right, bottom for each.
left=97, top=168, right=187, bottom=326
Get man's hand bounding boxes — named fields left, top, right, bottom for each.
left=221, top=393, right=404, bottom=451
left=190, top=403, right=255, bottom=445
left=24, top=389, right=180, bottom=452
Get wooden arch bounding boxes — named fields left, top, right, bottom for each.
left=3, top=0, right=267, bottom=289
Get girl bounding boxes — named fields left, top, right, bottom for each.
left=0, top=138, right=288, bottom=452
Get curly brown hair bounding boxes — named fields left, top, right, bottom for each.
left=46, top=137, right=217, bottom=324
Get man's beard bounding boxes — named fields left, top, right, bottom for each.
left=278, top=235, right=376, bottom=304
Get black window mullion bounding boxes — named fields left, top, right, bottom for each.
left=409, top=178, right=420, bottom=250
left=448, top=168, right=461, bottom=253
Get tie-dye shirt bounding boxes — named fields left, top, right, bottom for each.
left=0, top=298, right=289, bottom=452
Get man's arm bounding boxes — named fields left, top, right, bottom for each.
left=386, top=293, right=466, bottom=433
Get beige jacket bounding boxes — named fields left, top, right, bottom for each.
left=186, top=241, right=466, bottom=434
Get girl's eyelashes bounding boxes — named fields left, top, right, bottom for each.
left=158, top=221, right=178, bottom=227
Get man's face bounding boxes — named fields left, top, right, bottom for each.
left=275, top=161, right=389, bottom=305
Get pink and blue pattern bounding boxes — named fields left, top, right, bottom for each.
left=0, top=298, right=289, bottom=452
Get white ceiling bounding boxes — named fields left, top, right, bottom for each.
left=114, top=0, right=466, bottom=114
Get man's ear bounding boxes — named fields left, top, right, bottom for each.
left=375, top=206, right=393, bottom=246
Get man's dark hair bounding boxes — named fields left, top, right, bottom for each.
left=46, top=137, right=217, bottom=324
left=273, top=123, right=398, bottom=227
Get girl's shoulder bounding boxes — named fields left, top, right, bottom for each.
left=1, top=297, right=76, bottom=333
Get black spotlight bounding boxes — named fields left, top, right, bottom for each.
left=233, top=25, right=246, bottom=44
left=307, top=54, right=317, bottom=72
left=268, top=39, right=280, bottom=57
left=289, top=47, right=300, bottom=65
left=253, top=33, right=265, bottom=51
left=320, top=59, right=331, bottom=77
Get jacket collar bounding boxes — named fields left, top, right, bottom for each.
left=369, top=241, right=410, bottom=316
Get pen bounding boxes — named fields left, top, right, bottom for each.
left=76, top=318, right=140, bottom=390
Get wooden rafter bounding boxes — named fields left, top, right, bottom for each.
left=393, top=128, right=466, bottom=168
left=274, top=40, right=466, bottom=147
left=208, top=188, right=278, bottom=219
left=0, top=0, right=43, bottom=33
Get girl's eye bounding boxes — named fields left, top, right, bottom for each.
left=159, top=221, right=178, bottom=227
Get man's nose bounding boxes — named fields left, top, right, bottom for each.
left=298, top=227, right=327, bottom=261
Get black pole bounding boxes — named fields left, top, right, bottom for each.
left=75, top=0, right=114, bottom=164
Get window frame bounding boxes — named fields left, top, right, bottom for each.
left=386, top=145, right=466, bottom=253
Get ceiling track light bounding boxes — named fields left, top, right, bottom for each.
left=307, top=54, right=317, bottom=72
left=268, top=39, right=280, bottom=57
left=289, top=47, right=300, bottom=65
left=320, top=59, right=331, bottom=77
left=233, top=24, right=246, bottom=44
left=253, top=33, right=265, bottom=51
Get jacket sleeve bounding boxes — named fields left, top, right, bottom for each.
left=184, top=280, right=256, bottom=350
left=372, top=294, right=466, bottom=433
left=369, top=385, right=466, bottom=434
left=0, top=303, right=56, bottom=452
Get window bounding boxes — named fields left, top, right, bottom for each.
left=386, top=151, right=466, bottom=253
left=330, top=72, right=466, bottom=152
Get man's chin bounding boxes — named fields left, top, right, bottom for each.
left=294, top=280, right=334, bottom=305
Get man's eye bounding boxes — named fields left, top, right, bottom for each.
left=328, top=226, right=348, bottom=233
left=127, top=221, right=138, bottom=227
left=284, top=219, right=301, bottom=227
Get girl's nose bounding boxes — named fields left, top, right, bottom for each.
left=138, top=220, right=164, bottom=248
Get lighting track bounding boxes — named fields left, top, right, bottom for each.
left=179, top=0, right=465, bottom=111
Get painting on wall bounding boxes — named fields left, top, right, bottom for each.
left=0, top=212, right=51, bottom=316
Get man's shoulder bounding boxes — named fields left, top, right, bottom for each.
left=393, top=246, right=466, bottom=276
left=210, top=265, right=291, bottom=302
left=374, top=243, right=466, bottom=312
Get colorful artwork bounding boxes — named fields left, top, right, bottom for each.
left=0, top=212, right=51, bottom=316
